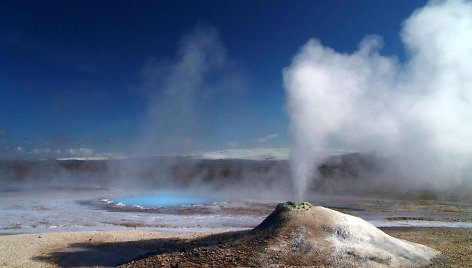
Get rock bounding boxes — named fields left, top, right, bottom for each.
left=121, top=202, right=440, bottom=267
left=253, top=202, right=439, bottom=267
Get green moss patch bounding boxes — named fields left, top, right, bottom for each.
left=276, top=201, right=313, bottom=212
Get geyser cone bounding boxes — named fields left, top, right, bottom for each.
left=122, top=202, right=439, bottom=267
left=252, top=202, right=439, bottom=267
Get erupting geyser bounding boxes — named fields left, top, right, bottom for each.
left=284, top=0, right=472, bottom=200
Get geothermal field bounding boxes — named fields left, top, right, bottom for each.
left=2, top=0, right=472, bottom=267
left=1, top=151, right=471, bottom=267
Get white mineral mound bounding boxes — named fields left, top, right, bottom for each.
left=254, top=202, right=439, bottom=267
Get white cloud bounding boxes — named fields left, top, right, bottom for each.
left=66, top=148, right=94, bottom=156
left=21, top=147, right=118, bottom=160
left=256, top=133, right=279, bottom=143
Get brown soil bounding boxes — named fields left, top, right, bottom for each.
left=121, top=227, right=472, bottom=268
left=382, top=227, right=472, bottom=268
left=121, top=204, right=440, bottom=268
left=1, top=227, right=470, bottom=267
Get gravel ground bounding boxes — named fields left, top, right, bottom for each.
left=0, top=227, right=470, bottom=267
left=122, top=227, right=471, bottom=268
left=0, top=230, right=217, bottom=267
left=382, top=227, right=472, bottom=268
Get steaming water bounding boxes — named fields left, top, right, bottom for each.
left=0, top=188, right=267, bottom=234
left=113, top=191, right=214, bottom=207
left=1, top=186, right=471, bottom=235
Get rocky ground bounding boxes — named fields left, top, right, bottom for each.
left=121, top=203, right=441, bottom=268
left=1, top=227, right=470, bottom=267
left=383, top=227, right=472, bottom=268
left=121, top=228, right=471, bottom=268
left=1, top=202, right=471, bottom=268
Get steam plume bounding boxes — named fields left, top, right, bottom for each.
left=138, top=25, right=245, bottom=155
left=284, top=0, right=472, bottom=201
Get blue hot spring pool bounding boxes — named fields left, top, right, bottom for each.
left=112, top=191, right=214, bottom=208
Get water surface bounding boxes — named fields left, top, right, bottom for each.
left=113, top=191, right=214, bottom=208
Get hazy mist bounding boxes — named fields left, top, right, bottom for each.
left=285, top=0, right=472, bottom=201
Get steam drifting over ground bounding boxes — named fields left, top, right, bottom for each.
left=138, top=25, right=247, bottom=155
left=284, top=0, right=472, bottom=200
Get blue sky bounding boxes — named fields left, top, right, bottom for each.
left=0, top=0, right=428, bottom=159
